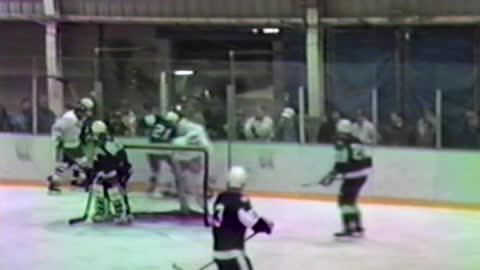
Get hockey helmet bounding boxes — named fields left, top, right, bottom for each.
left=91, top=120, right=108, bottom=135
left=227, top=166, right=248, bottom=189
left=336, top=119, right=352, bottom=134
left=281, top=108, right=295, bottom=118
left=80, top=97, right=95, bottom=111
left=144, top=114, right=156, bottom=127
left=165, top=111, right=181, bottom=124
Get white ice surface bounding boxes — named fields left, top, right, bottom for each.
left=1, top=187, right=479, bottom=270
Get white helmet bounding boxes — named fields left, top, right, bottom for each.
left=80, top=97, right=95, bottom=110
left=91, top=120, right=108, bottom=135
left=336, top=119, right=352, bottom=134
left=144, top=114, right=156, bottom=127
left=227, top=166, right=248, bottom=189
left=281, top=108, right=295, bottom=118
left=165, top=111, right=180, bottom=123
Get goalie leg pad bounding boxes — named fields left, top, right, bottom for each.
left=110, top=186, right=126, bottom=216
left=110, top=185, right=133, bottom=224
left=91, top=182, right=111, bottom=223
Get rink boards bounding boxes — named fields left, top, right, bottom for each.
left=0, top=133, right=479, bottom=209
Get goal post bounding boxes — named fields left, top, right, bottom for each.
left=123, top=143, right=210, bottom=227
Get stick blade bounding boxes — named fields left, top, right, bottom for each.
left=68, top=216, right=87, bottom=225
left=172, top=263, right=184, bottom=270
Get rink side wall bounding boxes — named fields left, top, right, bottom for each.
left=0, top=134, right=479, bottom=209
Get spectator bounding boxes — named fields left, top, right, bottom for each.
left=415, top=110, right=436, bottom=147
left=276, top=107, right=298, bottom=142
left=243, top=105, right=274, bottom=141
left=137, top=103, right=156, bottom=136
left=352, top=109, right=376, bottom=144
left=107, top=111, right=129, bottom=136
left=204, top=96, right=227, bottom=139
left=37, top=95, right=56, bottom=134
left=461, top=111, right=480, bottom=149
left=0, top=105, right=12, bottom=132
left=423, top=109, right=437, bottom=130
left=382, top=112, right=412, bottom=146
left=317, top=111, right=341, bottom=143
left=185, top=98, right=206, bottom=126
left=11, top=98, right=32, bottom=132
left=415, top=118, right=435, bottom=147
left=119, top=100, right=137, bottom=137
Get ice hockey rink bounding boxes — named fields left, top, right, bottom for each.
left=1, top=186, right=479, bottom=270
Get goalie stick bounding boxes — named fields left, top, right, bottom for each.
left=68, top=186, right=94, bottom=225
left=68, top=173, right=132, bottom=225
left=171, top=233, right=257, bottom=270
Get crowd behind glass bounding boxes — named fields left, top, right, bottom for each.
left=1, top=90, right=479, bottom=150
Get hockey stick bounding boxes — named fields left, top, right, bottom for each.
left=171, top=233, right=258, bottom=270
left=68, top=186, right=93, bottom=225
left=301, top=173, right=341, bottom=187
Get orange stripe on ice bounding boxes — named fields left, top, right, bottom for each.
left=1, top=180, right=479, bottom=212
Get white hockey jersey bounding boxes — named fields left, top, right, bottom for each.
left=172, top=119, right=213, bottom=160
left=51, top=110, right=83, bottom=148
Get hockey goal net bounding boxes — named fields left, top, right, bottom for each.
left=122, top=143, right=210, bottom=226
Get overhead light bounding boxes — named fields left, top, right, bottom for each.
left=262, top=28, right=280, bottom=34
left=174, top=70, right=194, bottom=76
left=251, top=28, right=260, bottom=34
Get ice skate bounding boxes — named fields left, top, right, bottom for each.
left=114, top=214, right=134, bottom=225
left=334, top=229, right=354, bottom=238
left=352, top=227, right=365, bottom=237
left=47, top=177, right=62, bottom=194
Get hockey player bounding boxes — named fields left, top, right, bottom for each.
left=89, top=120, right=133, bottom=224
left=322, top=119, right=372, bottom=238
left=166, top=110, right=213, bottom=172
left=140, top=110, right=177, bottom=195
left=47, top=97, right=95, bottom=193
left=212, top=166, right=273, bottom=270
left=165, top=110, right=213, bottom=212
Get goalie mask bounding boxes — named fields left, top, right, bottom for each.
left=91, top=120, right=108, bottom=141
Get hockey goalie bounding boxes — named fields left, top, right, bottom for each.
left=89, top=120, right=133, bottom=224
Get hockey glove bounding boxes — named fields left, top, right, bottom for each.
left=252, top=217, right=274, bottom=235
left=320, top=171, right=337, bottom=186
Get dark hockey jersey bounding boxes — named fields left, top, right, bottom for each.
left=93, top=138, right=131, bottom=177
left=212, top=191, right=261, bottom=252
left=333, top=135, right=372, bottom=178
left=141, top=114, right=176, bottom=143
left=80, top=117, right=94, bottom=145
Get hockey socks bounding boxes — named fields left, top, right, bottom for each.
left=337, top=205, right=364, bottom=237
